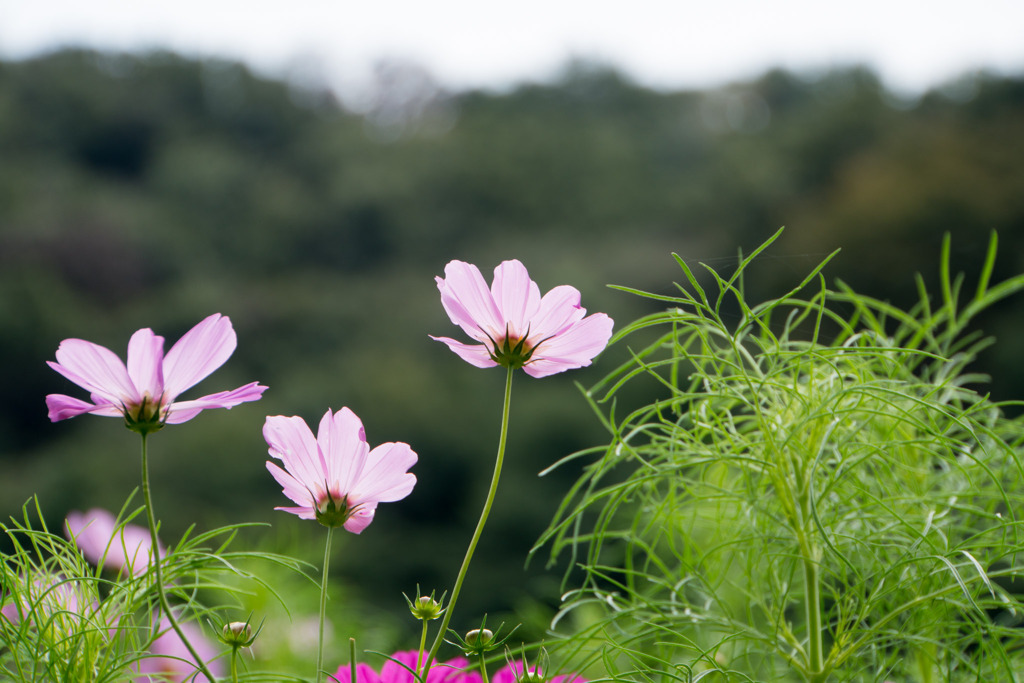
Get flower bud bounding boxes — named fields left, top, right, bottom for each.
left=465, top=628, right=494, bottom=649
left=220, top=620, right=258, bottom=648
left=409, top=595, right=444, bottom=621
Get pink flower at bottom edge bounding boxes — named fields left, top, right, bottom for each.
left=332, top=651, right=480, bottom=683
left=45, top=313, right=267, bottom=430
left=493, top=660, right=587, bottom=683
left=134, top=617, right=224, bottom=683
left=430, top=259, right=613, bottom=378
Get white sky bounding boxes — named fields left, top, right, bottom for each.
left=1, top=0, right=1022, bottom=99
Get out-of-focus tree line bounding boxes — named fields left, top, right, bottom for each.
left=1, top=49, right=1023, bottom=637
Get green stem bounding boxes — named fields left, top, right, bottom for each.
left=478, top=653, right=490, bottom=683
left=415, top=616, right=429, bottom=679
left=801, top=542, right=825, bottom=683
left=424, top=367, right=514, bottom=673
left=316, top=526, right=335, bottom=683
left=139, top=432, right=218, bottom=683
left=350, top=637, right=358, bottom=683
left=230, top=649, right=239, bottom=683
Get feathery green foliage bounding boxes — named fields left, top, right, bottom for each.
left=539, top=231, right=1024, bottom=682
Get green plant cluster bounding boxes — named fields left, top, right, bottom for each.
left=540, top=232, right=1024, bottom=681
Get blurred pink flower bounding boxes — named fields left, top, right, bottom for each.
left=45, top=313, right=267, bottom=430
left=65, top=508, right=164, bottom=577
left=431, top=260, right=613, bottom=378
left=264, top=408, right=417, bottom=532
left=135, top=617, right=224, bottom=683
left=332, top=651, right=480, bottom=683
left=1, top=573, right=94, bottom=628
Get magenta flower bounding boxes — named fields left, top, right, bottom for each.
left=493, top=660, right=586, bottom=683
left=45, top=313, right=267, bottom=432
left=431, top=260, right=614, bottom=378
left=332, top=651, right=479, bottom=683
left=65, top=508, right=164, bottom=577
left=264, top=408, right=417, bottom=532
left=135, top=617, right=224, bottom=683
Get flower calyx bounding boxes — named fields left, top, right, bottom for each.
left=123, top=395, right=167, bottom=435
left=485, top=325, right=541, bottom=370
left=219, top=616, right=261, bottom=650
left=405, top=588, right=446, bottom=621
left=315, top=490, right=356, bottom=529
left=447, top=616, right=518, bottom=658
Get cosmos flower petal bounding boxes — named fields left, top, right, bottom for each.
left=529, top=285, right=586, bottom=340
left=491, top=259, right=541, bottom=334
left=428, top=336, right=499, bottom=369
left=318, top=407, right=369, bottom=494
left=523, top=313, right=615, bottom=378
left=352, top=442, right=418, bottom=504
left=436, top=261, right=503, bottom=340
left=163, top=382, right=268, bottom=424
left=46, top=394, right=112, bottom=421
left=264, top=415, right=324, bottom=494
left=334, top=652, right=494, bottom=683
left=49, top=339, right=139, bottom=405
left=343, top=506, right=375, bottom=534
left=161, top=313, right=237, bottom=400
left=333, top=663, right=383, bottom=683
left=266, top=461, right=316, bottom=509
left=275, top=505, right=316, bottom=520
left=126, top=328, right=165, bottom=400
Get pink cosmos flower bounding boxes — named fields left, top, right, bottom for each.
left=45, top=313, right=267, bottom=431
left=65, top=508, right=164, bottom=577
left=264, top=408, right=417, bottom=533
left=135, top=617, right=224, bottom=683
left=431, top=260, right=614, bottom=378
left=492, top=660, right=586, bottom=683
left=332, top=651, right=480, bottom=683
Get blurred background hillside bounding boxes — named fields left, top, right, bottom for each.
left=1, top=47, right=1024, bottom=648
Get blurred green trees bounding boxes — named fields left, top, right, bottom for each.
left=1, top=49, right=1022, bottom=641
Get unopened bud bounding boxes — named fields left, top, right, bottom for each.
left=220, top=621, right=257, bottom=648
left=410, top=595, right=443, bottom=621
left=465, top=628, right=494, bottom=649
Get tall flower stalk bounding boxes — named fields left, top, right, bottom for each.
left=139, top=430, right=218, bottom=682
left=425, top=259, right=612, bottom=672
left=45, top=313, right=267, bottom=683
left=263, top=407, right=417, bottom=683
left=424, top=367, right=513, bottom=671
left=317, top=526, right=335, bottom=683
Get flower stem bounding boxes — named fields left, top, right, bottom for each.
left=415, top=616, right=429, bottom=679
left=802, top=550, right=825, bottom=683
left=139, top=432, right=218, bottom=682
left=424, top=367, right=514, bottom=673
left=350, top=638, right=358, bottom=683
left=316, top=526, right=335, bottom=683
